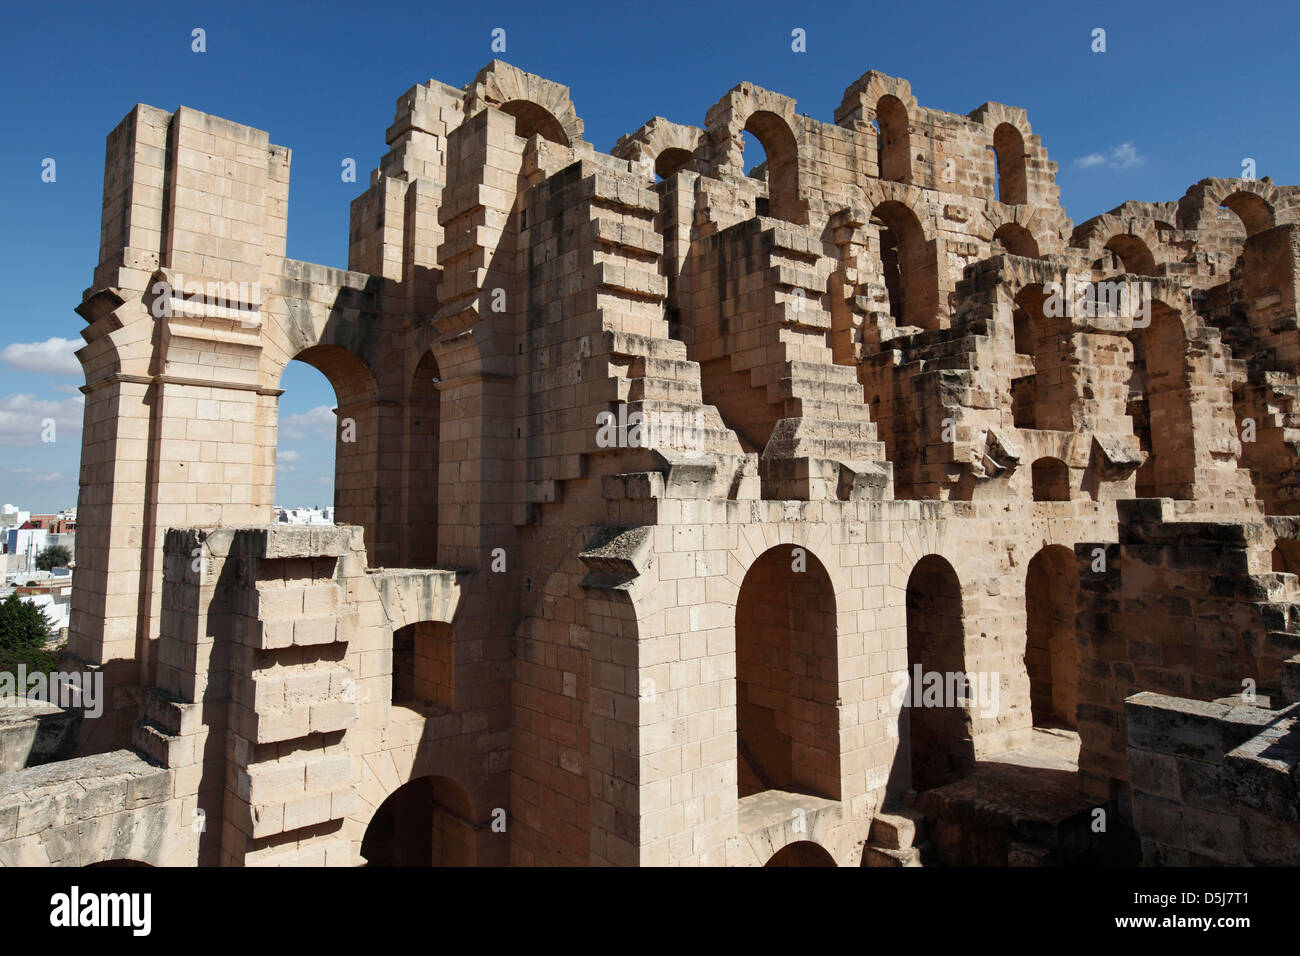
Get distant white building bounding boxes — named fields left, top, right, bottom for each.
left=4, top=526, right=49, bottom=575
left=274, top=506, right=334, bottom=526
left=20, top=588, right=71, bottom=637
left=0, top=504, right=30, bottom=532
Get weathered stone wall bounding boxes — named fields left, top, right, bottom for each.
left=5, top=60, right=1300, bottom=867
left=1126, top=691, right=1300, bottom=865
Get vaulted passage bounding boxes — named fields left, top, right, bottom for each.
left=905, top=555, right=974, bottom=790
left=764, top=841, right=836, bottom=866
left=736, top=545, right=839, bottom=800
left=1025, top=545, right=1079, bottom=728
left=360, top=776, right=477, bottom=866
left=872, top=201, right=938, bottom=329
left=1129, top=303, right=1196, bottom=498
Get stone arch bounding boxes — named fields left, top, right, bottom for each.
left=735, top=543, right=840, bottom=800
left=498, top=100, right=569, bottom=146
left=359, top=774, right=478, bottom=866
left=1128, top=299, right=1197, bottom=498
left=1219, top=190, right=1276, bottom=237
left=611, top=117, right=702, bottom=180
left=765, top=841, right=837, bottom=866
left=84, top=859, right=153, bottom=866
left=969, top=103, right=1037, bottom=205
left=993, top=222, right=1040, bottom=258
left=1075, top=216, right=1166, bottom=275
left=350, top=739, right=499, bottom=865
left=705, top=84, right=805, bottom=221
left=1031, top=456, right=1070, bottom=501
left=1000, top=279, right=1074, bottom=432
left=835, top=70, right=920, bottom=146
left=992, top=122, right=1028, bottom=205
left=742, top=110, right=800, bottom=220
left=1102, top=233, right=1158, bottom=276
left=870, top=197, right=941, bottom=329
left=1178, top=177, right=1280, bottom=237
left=462, top=60, right=585, bottom=148
left=277, top=343, right=381, bottom=553
left=1024, top=544, right=1079, bottom=728
left=655, top=148, right=694, bottom=180
left=875, top=94, right=912, bottom=184
left=984, top=205, right=1058, bottom=259
left=904, top=554, right=974, bottom=790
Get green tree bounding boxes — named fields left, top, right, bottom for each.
left=0, top=592, right=57, bottom=677
left=34, top=544, right=71, bottom=572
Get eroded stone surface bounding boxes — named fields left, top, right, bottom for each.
left=2, top=61, right=1299, bottom=866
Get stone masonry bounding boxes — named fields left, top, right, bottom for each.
left=2, top=60, right=1300, bottom=866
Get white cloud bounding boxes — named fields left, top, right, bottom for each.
left=277, top=449, right=301, bottom=463
left=280, top=405, right=336, bottom=441
left=1, top=337, right=82, bottom=376
left=1074, top=142, right=1144, bottom=170
left=0, top=394, right=84, bottom=446
left=11, top=470, right=64, bottom=483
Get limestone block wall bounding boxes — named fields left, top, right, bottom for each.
left=42, top=59, right=1300, bottom=867
left=1076, top=501, right=1298, bottom=805
left=575, top=488, right=1116, bottom=866
left=0, top=751, right=184, bottom=866
left=1126, top=691, right=1300, bottom=865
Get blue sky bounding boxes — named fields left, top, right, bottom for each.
left=2, top=0, right=1297, bottom=512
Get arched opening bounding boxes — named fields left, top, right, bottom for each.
left=736, top=544, right=839, bottom=800
left=654, top=147, right=693, bottom=180
left=274, top=348, right=377, bottom=554
left=992, top=123, right=1027, bottom=205
left=742, top=110, right=800, bottom=221
left=274, top=360, right=339, bottom=523
left=360, top=775, right=477, bottom=866
left=1103, top=235, right=1157, bottom=277
left=872, top=200, right=938, bottom=329
left=1011, top=300, right=1038, bottom=428
left=499, top=100, right=569, bottom=146
left=875, top=95, right=911, bottom=184
left=993, top=223, right=1039, bottom=259
left=1128, top=303, right=1195, bottom=498
left=403, top=352, right=441, bottom=566
left=1025, top=545, right=1079, bottom=729
left=84, top=859, right=152, bottom=867
left=1220, top=191, right=1274, bottom=238
left=392, top=620, right=454, bottom=711
left=1009, top=284, right=1069, bottom=431
left=904, top=555, right=973, bottom=790
left=765, top=841, right=837, bottom=867
left=1031, top=457, right=1070, bottom=501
